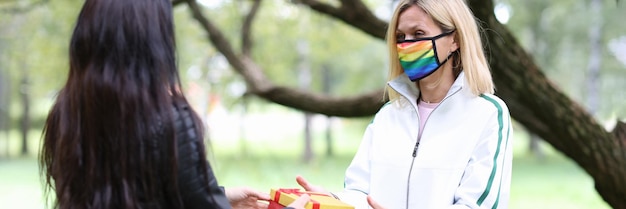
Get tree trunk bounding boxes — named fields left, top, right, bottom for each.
left=238, top=96, right=249, bottom=158
left=0, top=23, right=9, bottom=158
left=0, top=68, right=8, bottom=158
left=322, top=65, right=334, bottom=157
left=529, top=134, right=544, bottom=159
left=20, top=74, right=30, bottom=156
left=298, top=40, right=314, bottom=163
left=303, top=113, right=314, bottom=163
left=325, top=116, right=333, bottom=157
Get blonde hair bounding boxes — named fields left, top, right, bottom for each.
left=385, top=0, right=494, bottom=101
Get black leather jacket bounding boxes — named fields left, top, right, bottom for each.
left=173, top=104, right=231, bottom=209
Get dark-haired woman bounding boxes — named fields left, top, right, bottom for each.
left=39, top=0, right=308, bottom=208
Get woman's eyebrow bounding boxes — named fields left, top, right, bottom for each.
left=397, top=24, right=423, bottom=33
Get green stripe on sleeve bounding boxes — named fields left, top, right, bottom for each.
left=477, top=94, right=505, bottom=207
left=491, top=121, right=511, bottom=209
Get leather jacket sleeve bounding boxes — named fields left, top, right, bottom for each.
left=174, top=105, right=232, bottom=209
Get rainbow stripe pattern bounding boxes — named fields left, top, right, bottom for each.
left=397, top=40, right=439, bottom=81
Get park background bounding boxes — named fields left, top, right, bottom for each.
left=0, top=0, right=625, bottom=208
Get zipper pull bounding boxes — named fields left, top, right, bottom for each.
left=412, top=142, right=419, bottom=157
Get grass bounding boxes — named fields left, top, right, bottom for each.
left=0, top=111, right=612, bottom=209
left=508, top=155, right=608, bottom=209
left=0, top=157, right=47, bottom=208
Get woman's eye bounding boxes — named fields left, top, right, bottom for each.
left=396, top=34, right=405, bottom=42
left=414, top=31, right=425, bottom=37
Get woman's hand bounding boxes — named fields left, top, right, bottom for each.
left=367, top=196, right=387, bottom=209
left=225, top=187, right=270, bottom=209
left=295, top=175, right=331, bottom=195
left=284, top=194, right=311, bottom=209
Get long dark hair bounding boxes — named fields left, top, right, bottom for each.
left=40, top=0, right=207, bottom=208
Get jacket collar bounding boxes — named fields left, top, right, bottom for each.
left=387, top=71, right=466, bottom=105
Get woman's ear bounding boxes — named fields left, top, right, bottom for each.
left=450, top=36, right=459, bottom=52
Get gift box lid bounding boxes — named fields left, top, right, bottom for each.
left=270, top=188, right=354, bottom=209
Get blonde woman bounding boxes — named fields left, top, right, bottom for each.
left=296, top=0, right=513, bottom=208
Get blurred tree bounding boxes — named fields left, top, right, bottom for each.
left=0, top=14, right=12, bottom=158
left=322, top=64, right=334, bottom=157
left=19, top=73, right=30, bottom=156
left=176, top=0, right=626, bottom=207
left=2, top=11, right=33, bottom=156
left=0, top=0, right=83, bottom=155
left=0, top=65, right=9, bottom=158
left=297, top=35, right=314, bottom=163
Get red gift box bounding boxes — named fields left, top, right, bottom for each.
left=268, top=188, right=354, bottom=209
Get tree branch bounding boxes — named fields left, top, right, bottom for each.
left=242, top=0, right=262, bottom=56
left=184, top=0, right=385, bottom=117
left=259, top=88, right=385, bottom=117
left=293, top=0, right=387, bottom=39
left=184, top=0, right=270, bottom=90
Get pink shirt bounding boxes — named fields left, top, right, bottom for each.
left=417, top=100, right=439, bottom=139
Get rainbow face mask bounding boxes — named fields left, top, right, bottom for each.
left=397, top=31, right=454, bottom=81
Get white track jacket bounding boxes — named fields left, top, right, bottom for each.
left=337, top=72, right=513, bottom=209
